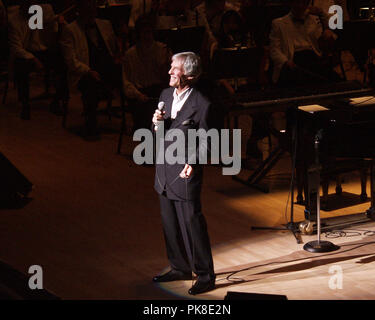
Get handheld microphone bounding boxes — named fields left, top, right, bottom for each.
left=155, top=101, right=165, bottom=131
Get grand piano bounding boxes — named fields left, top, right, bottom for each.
left=221, top=79, right=375, bottom=226
left=205, top=0, right=375, bottom=234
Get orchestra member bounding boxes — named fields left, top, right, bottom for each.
left=269, top=0, right=341, bottom=87
left=60, top=0, right=122, bottom=139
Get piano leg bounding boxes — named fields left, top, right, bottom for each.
left=335, top=175, right=342, bottom=195
left=360, top=164, right=368, bottom=202
left=366, top=160, right=375, bottom=221
left=296, top=163, right=305, bottom=204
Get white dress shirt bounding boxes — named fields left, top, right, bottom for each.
left=292, top=19, right=314, bottom=52
left=171, top=87, right=193, bottom=119
left=8, top=4, right=58, bottom=59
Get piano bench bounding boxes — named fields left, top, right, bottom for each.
left=320, top=159, right=369, bottom=205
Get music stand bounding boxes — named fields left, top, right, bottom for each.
left=97, top=3, right=131, bottom=27
left=155, top=26, right=205, bottom=54
left=210, top=47, right=261, bottom=88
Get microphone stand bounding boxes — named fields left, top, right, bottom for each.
left=303, top=131, right=340, bottom=253
left=251, top=106, right=302, bottom=244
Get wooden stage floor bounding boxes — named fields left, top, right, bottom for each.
left=1, top=80, right=375, bottom=300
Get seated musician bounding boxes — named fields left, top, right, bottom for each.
left=269, top=0, right=341, bottom=87
left=7, top=0, right=68, bottom=119
left=212, top=9, right=270, bottom=162
left=217, top=10, right=247, bottom=49
left=60, top=0, right=122, bottom=138
left=122, top=15, right=171, bottom=130
left=129, top=0, right=160, bottom=28
left=314, top=0, right=350, bottom=21
left=154, top=0, right=198, bottom=30
left=196, top=0, right=228, bottom=64
left=213, top=10, right=248, bottom=96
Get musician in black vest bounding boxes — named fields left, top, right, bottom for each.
left=152, top=52, right=215, bottom=295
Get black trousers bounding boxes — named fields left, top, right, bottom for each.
left=158, top=192, right=215, bottom=280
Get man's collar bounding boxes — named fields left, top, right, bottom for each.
left=173, top=87, right=192, bottom=101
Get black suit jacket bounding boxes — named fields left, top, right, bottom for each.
left=154, top=86, right=211, bottom=201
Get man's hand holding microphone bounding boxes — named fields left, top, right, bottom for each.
left=152, top=101, right=165, bottom=131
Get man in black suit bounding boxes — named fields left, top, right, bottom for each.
left=152, top=52, right=215, bottom=295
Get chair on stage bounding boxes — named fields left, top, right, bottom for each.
left=62, top=71, right=127, bottom=144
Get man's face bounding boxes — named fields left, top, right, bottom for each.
left=291, top=0, right=310, bottom=18
left=169, top=58, right=187, bottom=89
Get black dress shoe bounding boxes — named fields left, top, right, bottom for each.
left=188, top=278, right=215, bottom=295
left=153, top=270, right=192, bottom=283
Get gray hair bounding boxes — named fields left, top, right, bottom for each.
left=172, top=52, right=202, bottom=79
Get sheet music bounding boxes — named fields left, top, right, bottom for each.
left=298, top=104, right=330, bottom=113
left=349, top=96, right=375, bottom=106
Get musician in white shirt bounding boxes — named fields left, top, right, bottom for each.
left=122, top=15, right=171, bottom=130
left=154, top=0, right=198, bottom=30
left=8, top=0, right=67, bottom=119
left=270, top=0, right=340, bottom=86
left=60, top=0, right=123, bottom=138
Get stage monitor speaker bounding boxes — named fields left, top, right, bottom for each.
left=0, top=152, right=32, bottom=197
left=224, top=291, right=288, bottom=300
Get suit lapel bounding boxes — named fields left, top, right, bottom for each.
left=163, top=88, right=174, bottom=120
